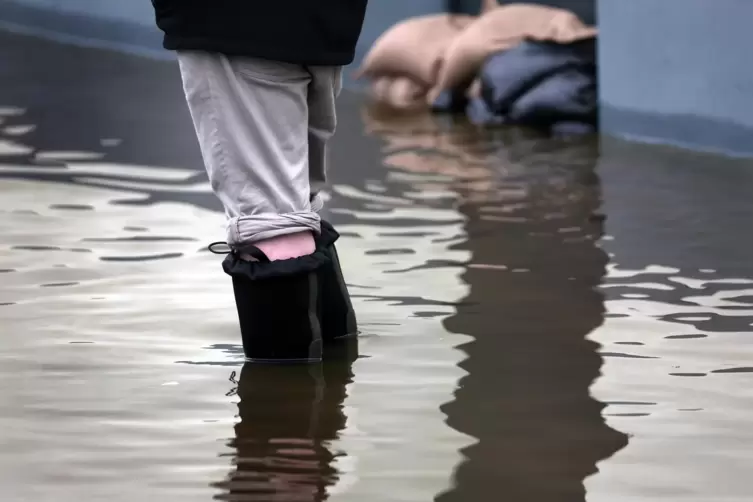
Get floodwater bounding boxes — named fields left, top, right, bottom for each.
left=1, top=32, right=753, bottom=502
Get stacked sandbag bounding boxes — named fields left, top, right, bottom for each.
left=357, top=1, right=598, bottom=121
left=427, top=3, right=597, bottom=102
left=356, top=13, right=476, bottom=110
left=356, top=0, right=502, bottom=110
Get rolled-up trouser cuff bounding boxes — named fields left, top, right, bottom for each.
left=227, top=210, right=321, bottom=248
left=177, top=52, right=336, bottom=251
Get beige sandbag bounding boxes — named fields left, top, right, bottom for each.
left=355, top=13, right=476, bottom=86
left=370, top=76, right=429, bottom=111
left=428, top=3, right=598, bottom=101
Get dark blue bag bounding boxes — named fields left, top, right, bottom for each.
left=478, top=38, right=597, bottom=129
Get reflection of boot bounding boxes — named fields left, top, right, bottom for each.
left=317, top=221, right=358, bottom=341
left=213, top=339, right=358, bottom=501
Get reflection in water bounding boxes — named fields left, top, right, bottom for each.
left=363, top=106, right=628, bottom=501
left=214, top=342, right=358, bottom=501
left=441, top=136, right=628, bottom=501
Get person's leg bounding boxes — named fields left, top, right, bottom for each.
left=307, top=67, right=358, bottom=340
left=177, top=51, right=325, bottom=362
left=178, top=51, right=316, bottom=259
left=307, top=66, right=341, bottom=207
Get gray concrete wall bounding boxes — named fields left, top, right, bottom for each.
left=599, top=0, right=753, bottom=157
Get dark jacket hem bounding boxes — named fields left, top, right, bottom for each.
left=163, top=35, right=356, bottom=66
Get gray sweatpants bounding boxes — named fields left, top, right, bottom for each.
left=177, top=51, right=342, bottom=247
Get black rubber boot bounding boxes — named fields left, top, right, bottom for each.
left=317, top=220, right=358, bottom=341
left=222, top=246, right=329, bottom=364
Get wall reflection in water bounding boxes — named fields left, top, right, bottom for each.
left=363, top=106, right=629, bottom=501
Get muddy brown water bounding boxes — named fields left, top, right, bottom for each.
left=1, top=32, right=753, bottom=502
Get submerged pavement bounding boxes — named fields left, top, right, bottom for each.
left=1, top=30, right=753, bottom=502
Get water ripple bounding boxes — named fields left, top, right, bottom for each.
left=2, top=88, right=752, bottom=502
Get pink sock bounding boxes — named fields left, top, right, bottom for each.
left=242, top=231, right=315, bottom=262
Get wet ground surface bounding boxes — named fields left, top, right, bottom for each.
left=1, top=31, right=753, bottom=502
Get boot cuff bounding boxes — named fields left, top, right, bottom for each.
left=222, top=221, right=341, bottom=280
